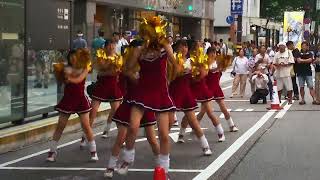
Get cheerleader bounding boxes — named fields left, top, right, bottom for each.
left=205, top=48, right=239, bottom=132
left=47, top=48, right=98, bottom=162
left=104, top=40, right=160, bottom=178
left=117, top=16, right=179, bottom=178
left=168, top=40, right=212, bottom=156
left=180, top=41, right=226, bottom=143
left=86, top=39, right=123, bottom=142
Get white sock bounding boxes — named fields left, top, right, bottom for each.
left=107, top=155, right=118, bottom=169
left=215, top=124, right=224, bottom=135
left=49, top=140, right=58, bottom=152
left=159, top=154, right=170, bottom=173
left=199, top=135, right=209, bottom=149
left=179, top=128, right=186, bottom=136
left=123, top=148, right=135, bottom=163
left=154, top=154, right=160, bottom=167
left=226, top=117, right=235, bottom=127
left=88, top=141, right=96, bottom=152
left=105, top=122, right=112, bottom=132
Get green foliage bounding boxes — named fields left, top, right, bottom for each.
left=261, top=0, right=305, bottom=21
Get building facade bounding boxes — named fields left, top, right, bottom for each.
left=0, top=0, right=215, bottom=124
left=76, top=0, right=215, bottom=46
left=214, top=0, right=281, bottom=46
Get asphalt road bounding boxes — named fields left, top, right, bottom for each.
left=0, top=78, right=318, bottom=180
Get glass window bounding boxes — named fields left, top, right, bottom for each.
left=26, top=0, right=71, bottom=115
left=0, top=0, right=25, bottom=123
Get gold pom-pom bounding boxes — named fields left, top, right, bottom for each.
left=73, top=48, right=92, bottom=71
left=53, top=62, right=65, bottom=82
left=139, top=16, right=168, bottom=49
left=189, top=47, right=209, bottom=78
left=96, top=48, right=123, bottom=73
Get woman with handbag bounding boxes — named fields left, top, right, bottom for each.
left=230, top=49, right=249, bottom=98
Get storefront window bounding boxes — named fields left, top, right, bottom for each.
left=26, top=0, right=71, bottom=115
left=0, top=0, right=25, bottom=123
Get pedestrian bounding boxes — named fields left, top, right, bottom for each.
left=248, top=48, right=258, bottom=94
left=296, top=42, right=318, bottom=105
left=314, top=44, right=320, bottom=104
left=48, top=48, right=98, bottom=162
left=168, top=40, right=212, bottom=156
left=250, top=66, right=269, bottom=104
left=206, top=47, right=239, bottom=132
left=72, top=30, right=87, bottom=50
left=85, top=39, right=123, bottom=143
left=226, top=37, right=235, bottom=56
left=113, top=32, right=128, bottom=55
left=104, top=40, right=160, bottom=178
left=273, top=42, right=295, bottom=104
left=188, top=42, right=226, bottom=142
left=286, top=41, right=300, bottom=100
left=204, top=38, right=211, bottom=54
left=219, top=39, right=227, bottom=55
left=255, top=45, right=273, bottom=100
left=91, top=29, right=106, bottom=55
left=230, top=49, right=249, bottom=98
left=117, top=16, right=179, bottom=178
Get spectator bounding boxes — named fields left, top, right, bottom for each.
left=314, top=44, right=320, bottom=104
left=255, top=45, right=273, bottom=100
left=250, top=66, right=269, bottom=104
left=204, top=38, right=211, bottom=54
left=273, top=42, right=295, bottom=104
left=286, top=41, right=300, bottom=100
left=168, top=36, right=174, bottom=46
left=226, top=38, right=234, bottom=56
left=113, top=32, right=125, bottom=55
left=219, top=39, right=227, bottom=55
left=296, top=42, right=318, bottom=105
left=91, top=29, right=106, bottom=54
left=72, top=30, right=87, bottom=50
left=267, top=47, right=275, bottom=62
left=248, top=48, right=258, bottom=94
left=231, top=49, right=249, bottom=98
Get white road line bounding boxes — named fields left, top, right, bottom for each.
left=0, top=166, right=203, bottom=173
left=234, top=109, right=244, bottom=112
left=0, top=127, right=118, bottom=167
left=219, top=113, right=225, bottom=119
left=245, top=109, right=254, bottom=112
left=193, top=101, right=287, bottom=180
left=227, top=109, right=232, bottom=112
left=222, top=85, right=232, bottom=90
left=274, top=102, right=294, bottom=119
left=224, top=100, right=249, bottom=102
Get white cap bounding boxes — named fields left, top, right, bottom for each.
left=277, top=42, right=286, bottom=47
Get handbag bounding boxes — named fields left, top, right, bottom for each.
left=231, top=57, right=237, bottom=77
left=86, top=82, right=96, bottom=96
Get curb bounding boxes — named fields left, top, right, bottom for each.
left=0, top=108, right=110, bottom=154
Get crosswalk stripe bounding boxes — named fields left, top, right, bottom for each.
left=234, top=109, right=244, bottom=112
left=245, top=109, right=254, bottom=112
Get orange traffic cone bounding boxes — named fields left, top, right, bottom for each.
left=267, top=80, right=283, bottom=110
left=153, top=166, right=166, bottom=180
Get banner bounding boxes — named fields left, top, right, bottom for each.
left=283, top=11, right=305, bottom=49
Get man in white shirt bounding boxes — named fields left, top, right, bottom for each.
left=250, top=67, right=269, bottom=104
left=113, top=32, right=128, bottom=55
left=273, top=42, right=295, bottom=104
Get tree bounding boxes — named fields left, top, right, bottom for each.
left=260, top=0, right=306, bottom=21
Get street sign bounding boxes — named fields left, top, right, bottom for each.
left=231, top=0, right=243, bottom=16
left=226, top=16, right=235, bottom=24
